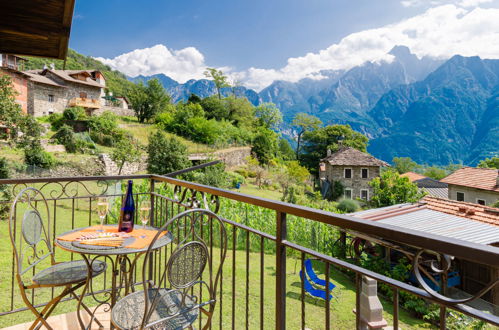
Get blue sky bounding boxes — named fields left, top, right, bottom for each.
left=71, top=0, right=499, bottom=90
left=72, top=0, right=419, bottom=69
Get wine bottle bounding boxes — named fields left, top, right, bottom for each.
left=118, top=180, right=135, bottom=233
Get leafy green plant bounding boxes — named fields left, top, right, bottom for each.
left=23, top=142, right=55, bottom=169
left=147, top=131, right=191, bottom=175
left=337, top=198, right=360, bottom=213
left=63, top=106, right=87, bottom=120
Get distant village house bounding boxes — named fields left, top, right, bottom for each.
left=401, top=172, right=448, bottom=199
left=441, top=167, right=499, bottom=206
left=0, top=53, right=29, bottom=113
left=319, top=147, right=389, bottom=200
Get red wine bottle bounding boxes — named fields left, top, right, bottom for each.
left=118, top=180, right=135, bottom=233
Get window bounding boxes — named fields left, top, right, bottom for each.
left=361, top=189, right=369, bottom=200
left=344, top=168, right=352, bottom=179
left=344, top=189, right=352, bottom=199
left=456, top=192, right=465, bottom=201
left=361, top=168, right=369, bottom=179
left=476, top=199, right=486, bottom=205
left=80, top=92, right=87, bottom=98
left=48, top=95, right=54, bottom=102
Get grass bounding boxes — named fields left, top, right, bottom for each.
left=233, top=183, right=283, bottom=201
left=118, top=117, right=215, bottom=154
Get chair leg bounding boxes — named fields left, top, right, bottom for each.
left=69, top=291, right=104, bottom=329
left=29, top=286, right=72, bottom=330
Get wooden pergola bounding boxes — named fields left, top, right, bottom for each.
left=0, top=0, right=76, bottom=59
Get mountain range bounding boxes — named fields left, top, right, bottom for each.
left=128, top=46, right=499, bottom=166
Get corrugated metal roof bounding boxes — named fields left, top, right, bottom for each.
left=351, top=206, right=499, bottom=245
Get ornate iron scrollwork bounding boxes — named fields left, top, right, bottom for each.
left=412, top=249, right=499, bottom=304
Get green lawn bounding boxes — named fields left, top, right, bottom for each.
left=233, top=183, right=283, bottom=201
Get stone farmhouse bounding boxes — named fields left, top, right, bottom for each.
left=24, top=67, right=106, bottom=117
left=1, top=54, right=133, bottom=118
left=319, top=147, right=389, bottom=200
left=441, top=167, right=499, bottom=206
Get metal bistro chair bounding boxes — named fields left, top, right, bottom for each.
left=9, top=187, right=107, bottom=330
left=111, top=208, right=228, bottom=330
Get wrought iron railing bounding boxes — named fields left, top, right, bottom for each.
left=0, top=174, right=497, bottom=329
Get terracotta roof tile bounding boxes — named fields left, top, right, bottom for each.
left=401, top=172, right=427, bottom=182
left=441, top=167, right=499, bottom=192
left=421, top=196, right=499, bottom=227
left=321, top=147, right=389, bottom=167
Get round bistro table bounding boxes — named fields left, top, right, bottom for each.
left=55, top=225, right=173, bottom=330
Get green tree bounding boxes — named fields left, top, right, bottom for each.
left=0, top=75, right=22, bottom=139
left=423, top=166, right=447, bottom=180
left=204, top=68, right=230, bottom=100
left=24, top=141, right=55, bottom=169
left=301, top=124, right=369, bottom=172
left=478, top=157, right=499, bottom=169
left=292, top=113, right=322, bottom=159
left=200, top=96, right=228, bottom=120
left=254, top=103, right=282, bottom=130
left=111, top=138, right=142, bottom=175
left=251, top=127, right=278, bottom=165
left=147, top=131, right=191, bottom=175
left=278, top=138, right=295, bottom=160
left=369, top=169, right=426, bottom=207
left=129, top=79, right=170, bottom=123
left=392, top=157, right=420, bottom=174
left=223, top=96, right=255, bottom=127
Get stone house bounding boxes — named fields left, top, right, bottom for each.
left=440, top=167, right=499, bottom=206
left=319, top=147, right=389, bottom=200
left=0, top=54, right=29, bottom=113
left=23, top=68, right=106, bottom=117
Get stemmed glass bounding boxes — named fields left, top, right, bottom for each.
left=139, top=200, right=151, bottom=230
left=96, top=197, right=109, bottom=232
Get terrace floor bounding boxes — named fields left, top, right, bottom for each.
left=2, top=306, right=110, bottom=330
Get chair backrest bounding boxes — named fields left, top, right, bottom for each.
left=141, top=208, right=227, bottom=329
left=9, top=187, right=54, bottom=280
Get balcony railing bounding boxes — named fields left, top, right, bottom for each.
left=68, top=97, right=101, bottom=109
left=0, top=174, right=497, bottom=329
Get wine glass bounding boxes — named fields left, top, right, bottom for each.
left=139, top=201, right=151, bottom=230
left=96, top=197, right=109, bottom=232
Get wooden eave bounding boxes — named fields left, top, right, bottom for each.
left=0, top=0, right=76, bottom=59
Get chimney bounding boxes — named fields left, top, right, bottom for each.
left=43, top=64, right=47, bottom=70
left=496, top=170, right=499, bottom=186
left=327, top=149, right=332, bottom=157
left=49, top=63, right=55, bottom=70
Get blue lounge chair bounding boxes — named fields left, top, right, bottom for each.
left=305, top=259, right=336, bottom=289
left=300, top=270, right=333, bottom=301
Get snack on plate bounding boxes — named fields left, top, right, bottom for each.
left=76, top=232, right=130, bottom=241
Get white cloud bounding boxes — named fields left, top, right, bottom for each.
left=98, top=3, right=499, bottom=91
left=96, top=44, right=207, bottom=83
left=401, top=0, right=493, bottom=7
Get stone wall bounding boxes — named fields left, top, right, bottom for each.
left=94, top=106, right=135, bottom=117
left=99, top=153, right=148, bottom=176
left=190, top=146, right=252, bottom=168
left=324, top=165, right=380, bottom=200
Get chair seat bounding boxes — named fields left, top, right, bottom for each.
left=111, top=288, right=199, bottom=330
left=32, top=260, right=106, bottom=286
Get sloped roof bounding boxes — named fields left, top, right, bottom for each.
left=350, top=196, right=499, bottom=245
left=321, top=147, right=389, bottom=167
left=401, top=172, right=427, bottom=182
left=441, top=167, right=499, bottom=192
left=24, top=71, right=66, bottom=87
left=421, top=187, right=448, bottom=199
left=24, top=69, right=105, bottom=88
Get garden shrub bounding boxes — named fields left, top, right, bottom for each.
left=226, top=172, right=245, bottom=188
left=63, top=106, right=87, bottom=121
left=24, top=142, right=55, bottom=169
left=337, top=198, right=360, bottom=213
left=147, top=131, right=191, bottom=175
